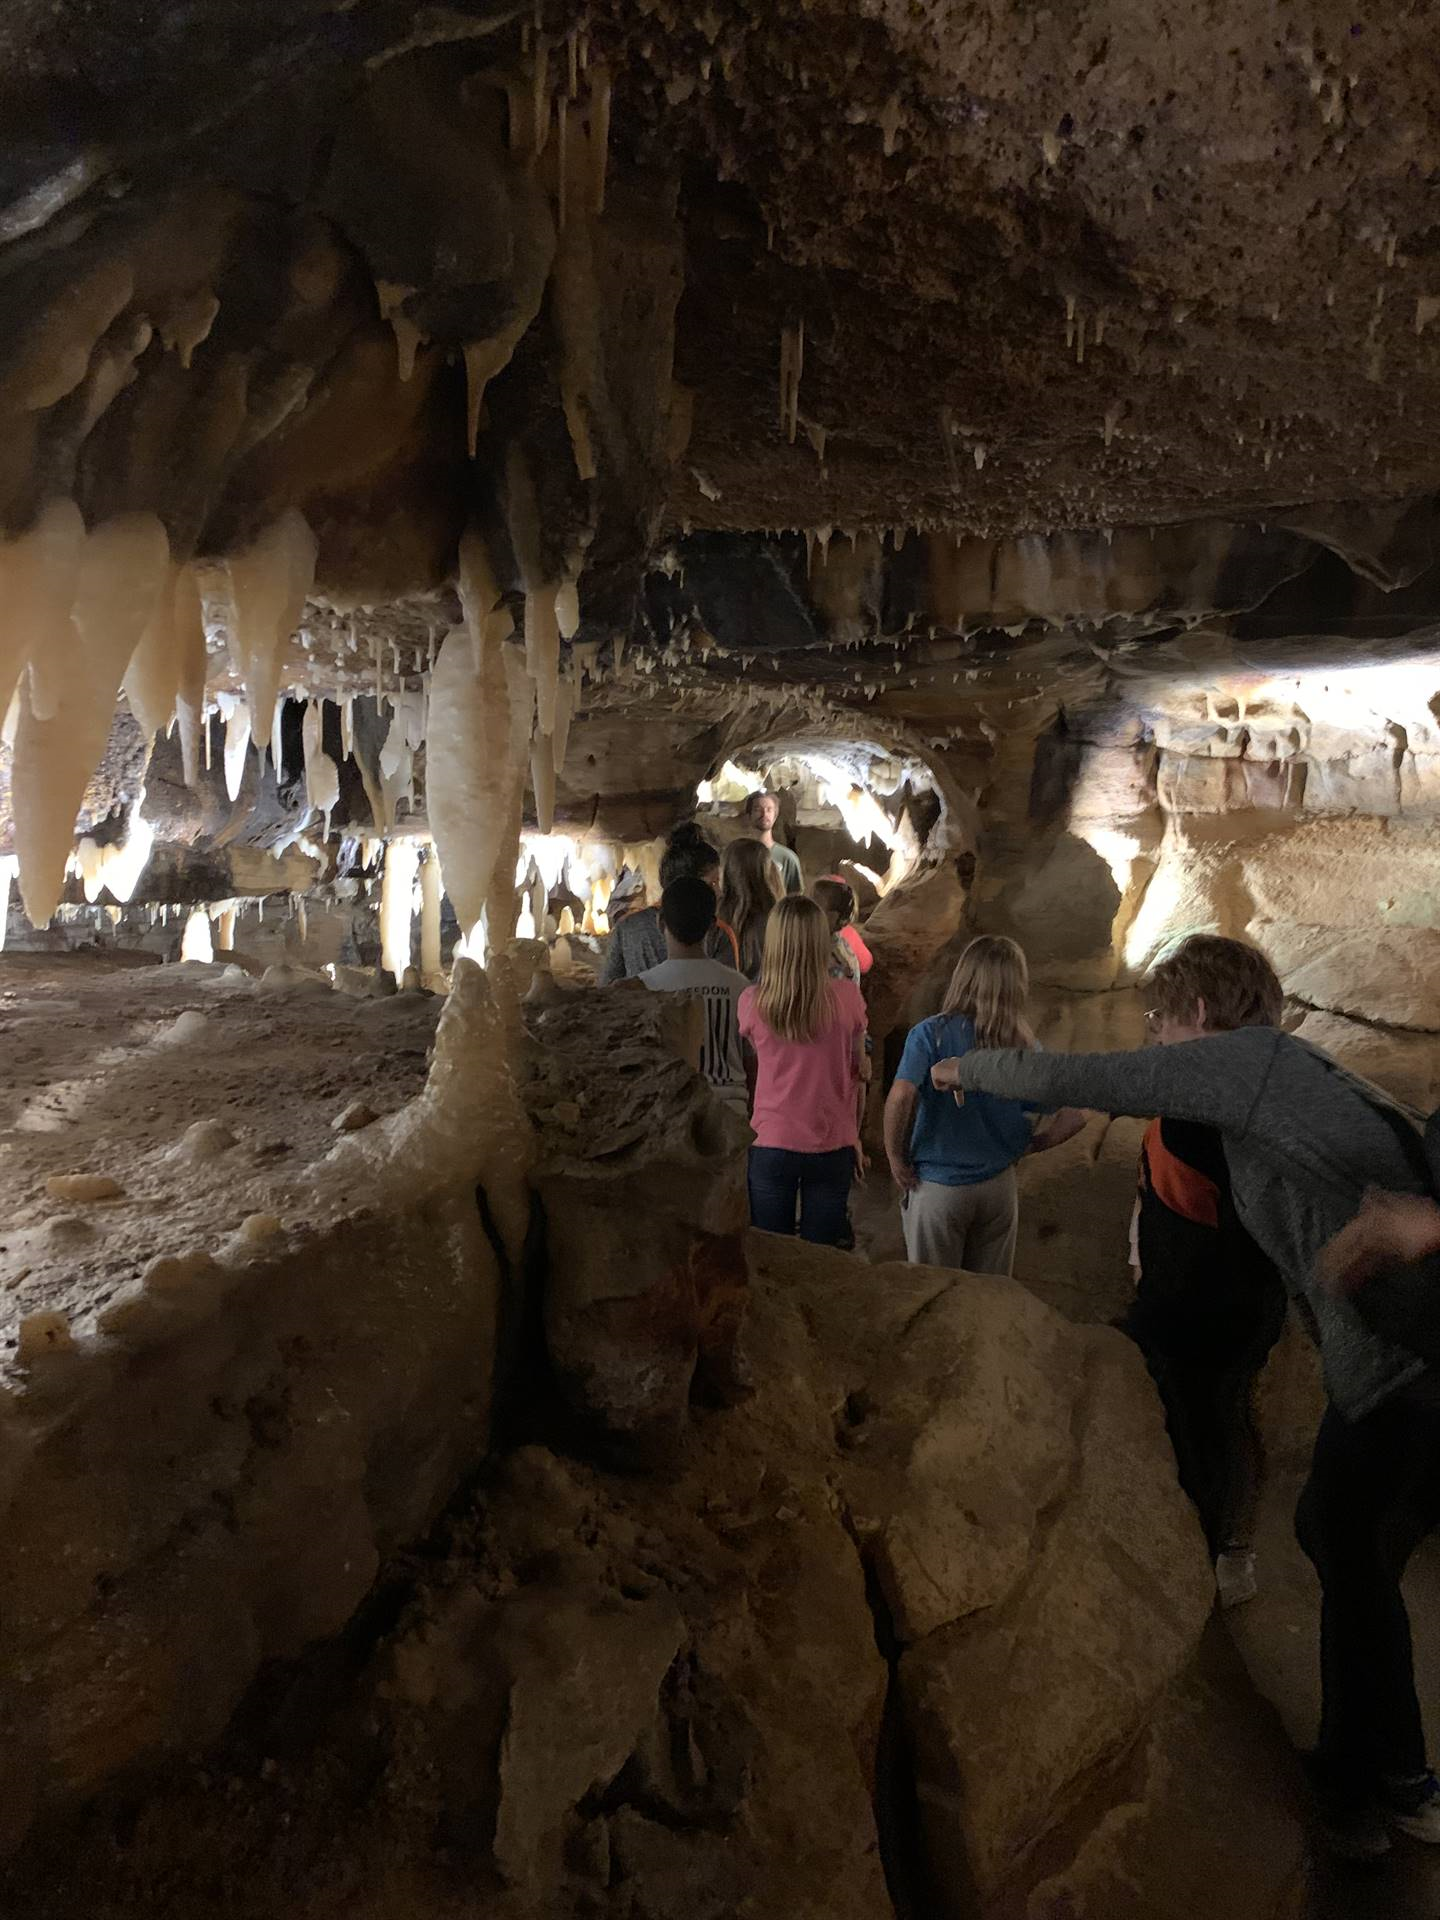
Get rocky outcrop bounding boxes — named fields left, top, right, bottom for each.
left=2, top=1212, right=1213, bottom=1920
left=524, top=982, right=753, bottom=1464
left=772, top=1241, right=1213, bottom=1910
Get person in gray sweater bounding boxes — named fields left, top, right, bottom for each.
left=933, top=933, right=1440, bottom=1859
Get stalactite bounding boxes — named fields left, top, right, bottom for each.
left=588, top=66, right=612, bottom=213
left=525, top=585, right=562, bottom=736
left=426, top=619, right=533, bottom=936
left=220, top=693, right=252, bottom=803
left=302, top=698, right=340, bottom=832
left=223, top=509, right=317, bottom=751
left=1, top=499, right=84, bottom=729
left=174, top=565, right=207, bottom=790
left=13, top=512, right=169, bottom=927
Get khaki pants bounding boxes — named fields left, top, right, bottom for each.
left=900, top=1168, right=1018, bottom=1276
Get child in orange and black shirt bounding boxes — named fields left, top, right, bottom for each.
left=1121, top=1115, right=1287, bottom=1606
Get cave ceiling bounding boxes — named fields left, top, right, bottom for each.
left=2, top=0, right=1440, bottom=751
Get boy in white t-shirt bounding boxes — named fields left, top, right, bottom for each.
left=640, top=877, right=751, bottom=1114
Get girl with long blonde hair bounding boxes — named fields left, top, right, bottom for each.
left=882, top=935, right=1083, bottom=1275
left=738, top=895, right=869, bottom=1243
left=720, top=835, right=782, bottom=981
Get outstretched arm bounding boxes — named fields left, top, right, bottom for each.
left=935, top=1031, right=1274, bottom=1132
left=1027, top=1107, right=1088, bottom=1154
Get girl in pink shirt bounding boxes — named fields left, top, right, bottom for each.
left=738, top=895, right=869, bottom=1243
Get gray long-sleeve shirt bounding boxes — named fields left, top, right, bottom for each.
left=955, top=1026, right=1432, bottom=1420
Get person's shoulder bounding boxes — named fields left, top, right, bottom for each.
left=832, top=975, right=865, bottom=1016
left=619, top=905, right=658, bottom=941
left=713, top=964, right=750, bottom=991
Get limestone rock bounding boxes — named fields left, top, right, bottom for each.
left=861, top=856, right=968, bottom=1045
left=1288, top=1009, right=1440, bottom=1112
left=1259, top=921, right=1440, bottom=1033
left=524, top=987, right=752, bottom=1464
left=756, top=1239, right=1212, bottom=1908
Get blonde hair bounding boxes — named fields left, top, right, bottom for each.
left=940, top=935, right=1034, bottom=1049
left=719, top=836, right=783, bottom=974
left=754, top=895, right=834, bottom=1042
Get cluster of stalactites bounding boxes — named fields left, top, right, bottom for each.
left=0, top=500, right=328, bottom=929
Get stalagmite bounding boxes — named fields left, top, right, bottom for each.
left=173, top=564, right=207, bottom=789
left=1, top=499, right=84, bottom=728
left=223, top=510, right=317, bottom=750
left=13, top=512, right=168, bottom=927
left=379, top=836, right=420, bottom=984
left=180, top=907, right=213, bottom=962
left=215, top=903, right=237, bottom=951
left=427, top=621, right=533, bottom=934
left=419, top=849, right=444, bottom=988
left=302, top=699, right=340, bottom=831
left=319, top=958, right=533, bottom=1265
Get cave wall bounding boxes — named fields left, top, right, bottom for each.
left=964, top=670, right=1440, bottom=1108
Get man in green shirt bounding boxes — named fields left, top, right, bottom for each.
left=744, top=790, right=802, bottom=893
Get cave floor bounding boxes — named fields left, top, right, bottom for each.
left=853, top=1165, right=1440, bottom=1917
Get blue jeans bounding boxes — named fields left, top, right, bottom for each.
left=748, top=1145, right=853, bottom=1245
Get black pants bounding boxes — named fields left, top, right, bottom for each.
left=1122, top=1306, right=1283, bottom=1558
left=1295, top=1392, right=1440, bottom=1804
left=747, top=1145, right=852, bottom=1245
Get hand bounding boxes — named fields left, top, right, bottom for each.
left=930, top=1057, right=963, bottom=1094
left=1319, top=1188, right=1440, bottom=1296
left=889, top=1156, right=919, bottom=1193
left=853, top=1143, right=871, bottom=1182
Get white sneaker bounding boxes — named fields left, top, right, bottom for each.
left=1215, top=1548, right=1258, bottom=1610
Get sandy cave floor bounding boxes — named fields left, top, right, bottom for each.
left=0, top=951, right=439, bottom=1369
left=4, top=951, right=1440, bottom=1914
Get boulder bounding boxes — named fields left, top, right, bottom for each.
left=523, top=985, right=753, bottom=1464
left=760, top=1240, right=1213, bottom=1909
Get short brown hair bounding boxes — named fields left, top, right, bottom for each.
left=1149, top=935, right=1283, bottom=1032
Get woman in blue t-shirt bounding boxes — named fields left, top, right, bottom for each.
left=882, top=935, right=1085, bottom=1275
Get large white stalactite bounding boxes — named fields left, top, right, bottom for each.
left=221, top=510, right=317, bottom=753
left=13, top=511, right=169, bottom=926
